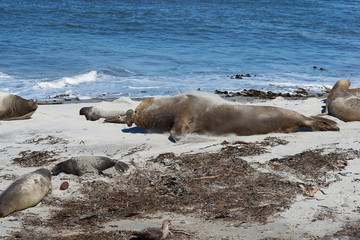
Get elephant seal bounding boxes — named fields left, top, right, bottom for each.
left=126, top=92, right=339, bottom=141
left=325, top=80, right=360, bottom=121
left=51, top=156, right=129, bottom=176
left=132, top=220, right=173, bottom=240
left=80, top=97, right=139, bottom=121
left=0, top=92, right=38, bottom=120
left=0, top=168, right=52, bottom=217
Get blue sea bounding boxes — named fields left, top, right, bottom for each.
left=0, top=0, right=359, bottom=101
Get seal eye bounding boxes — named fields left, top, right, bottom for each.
left=135, top=110, right=137, bottom=114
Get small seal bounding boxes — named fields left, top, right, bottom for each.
left=325, top=80, right=360, bottom=121
left=126, top=92, right=339, bottom=141
left=51, top=156, right=129, bottom=176
left=80, top=97, right=139, bottom=121
left=0, top=168, right=52, bottom=217
left=0, top=92, right=38, bottom=120
left=131, top=220, right=173, bottom=240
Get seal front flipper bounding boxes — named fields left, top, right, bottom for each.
left=307, top=116, right=340, bottom=131
left=104, top=115, right=127, bottom=123
left=169, top=116, right=196, bottom=142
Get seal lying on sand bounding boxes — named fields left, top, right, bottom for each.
left=0, top=168, right=52, bottom=217
left=51, top=156, right=129, bottom=176
left=126, top=92, right=339, bottom=141
left=0, top=92, right=37, bottom=120
left=131, top=220, right=173, bottom=240
left=80, top=97, right=139, bottom=122
left=325, top=80, right=360, bottom=121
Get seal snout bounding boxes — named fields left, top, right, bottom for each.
left=29, top=100, right=38, bottom=111
left=126, top=109, right=134, bottom=127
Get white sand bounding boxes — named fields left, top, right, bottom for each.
left=0, top=96, right=359, bottom=239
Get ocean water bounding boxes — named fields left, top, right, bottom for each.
left=0, top=0, right=359, bottom=101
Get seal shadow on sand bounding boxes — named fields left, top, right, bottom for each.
left=122, top=127, right=177, bottom=142
left=121, top=127, right=148, bottom=134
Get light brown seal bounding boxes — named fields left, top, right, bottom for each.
left=126, top=92, right=339, bottom=141
left=131, top=220, right=173, bottom=240
left=0, top=168, right=52, bottom=217
left=51, top=156, right=129, bottom=176
left=0, top=92, right=37, bottom=120
left=325, top=80, right=360, bottom=121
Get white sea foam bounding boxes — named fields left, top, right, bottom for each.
left=126, top=86, right=163, bottom=89
left=36, top=71, right=97, bottom=89
left=0, top=72, right=11, bottom=79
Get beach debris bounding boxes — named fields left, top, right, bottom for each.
left=267, top=149, right=359, bottom=183
left=322, top=84, right=331, bottom=93
left=214, top=88, right=327, bottom=99
left=230, top=73, right=252, bottom=79
left=131, top=220, right=173, bottom=240
left=59, top=181, right=69, bottom=190
left=298, top=184, right=319, bottom=197
left=12, top=150, right=58, bottom=167
left=294, top=87, right=308, bottom=95
left=22, top=135, right=69, bottom=145
left=269, top=162, right=281, bottom=167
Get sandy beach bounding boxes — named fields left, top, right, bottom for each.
left=1, top=95, right=360, bottom=239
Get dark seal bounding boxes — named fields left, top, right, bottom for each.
left=51, top=156, right=129, bottom=176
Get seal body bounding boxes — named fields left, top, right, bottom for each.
left=326, top=80, right=360, bottom=121
left=126, top=92, right=339, bottom=141
left=132, top=220, right=173, bottom=240
left=51, top=156, right=129, bottom=176
left=0, top=92, right=38, bottom=120
left=0, top=168, right=52, bottom=217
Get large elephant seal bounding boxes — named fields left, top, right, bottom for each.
left=0, top=168, right=52, bottom=217
left=51, top=156, right=129, bottom=176
left=325, top=80, right=360, bottom=121
left=126, top=92, right=339, bottom=141
left=80, top=97, right=139, bottom=122
left=0, top=92, right=38, bottom=120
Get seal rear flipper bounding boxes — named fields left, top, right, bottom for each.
left=308, top=116, right=340, bottom=131
left=169, top=116, right=195, bottom=142
left=104, top=115, right=127, bottom=123
left=114, top=161, right=129, bottom=173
